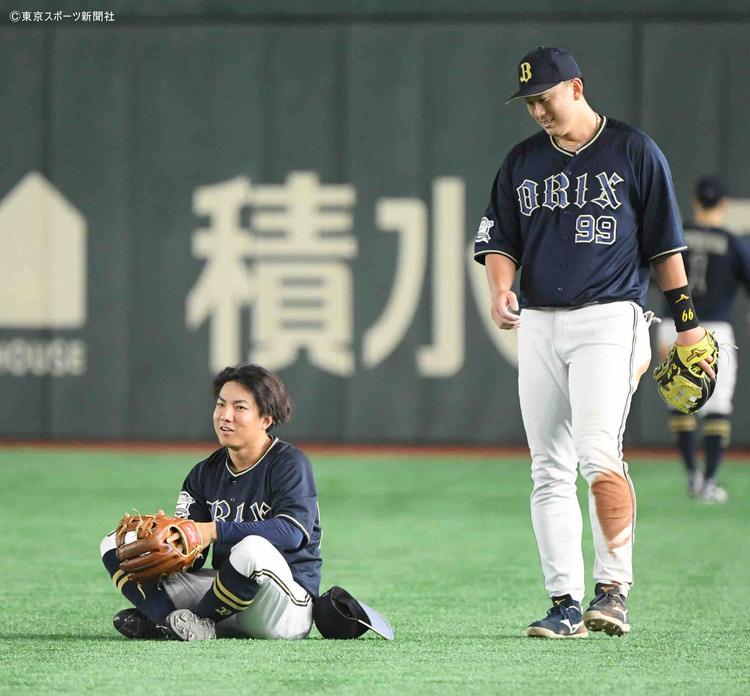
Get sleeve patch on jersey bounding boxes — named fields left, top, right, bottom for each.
left=475, top=217, right=494, bottom=244
left=175, top=490, right=196, bottom=518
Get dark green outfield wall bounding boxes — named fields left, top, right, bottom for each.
left=1, top=4, right=748, bottom=445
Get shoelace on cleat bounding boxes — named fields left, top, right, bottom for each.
left=592, top=590, right=625, bottom=612
left=547, top=603, right=580, bottom=621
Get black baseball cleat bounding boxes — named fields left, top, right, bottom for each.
left=166, top=609, right=217, bottom=641
left=583, top=583, right=630, bottom=636
left=527, top=595, right=588, bottom=638
left=113, top=608, right=175, bottom=640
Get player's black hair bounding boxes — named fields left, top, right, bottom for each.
left=212, top=364, right=291, bottom=431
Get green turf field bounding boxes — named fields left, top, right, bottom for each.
left=0, top=446, right=748, bottom=695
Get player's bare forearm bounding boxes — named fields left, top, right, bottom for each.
left=485, top=254, right=521, bottom=330
left=652, top=253, right=715, bottom=376
left=652, top=252, right=689, bottom=292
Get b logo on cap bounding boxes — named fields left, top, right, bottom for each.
left=519, top=62, right=532, bottom=83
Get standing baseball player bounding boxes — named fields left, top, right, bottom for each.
left=474, top=46, right=716, bottom=638
left=100, top=364, right=322, bottom=640
left=658, top=176, right=750, bottom=503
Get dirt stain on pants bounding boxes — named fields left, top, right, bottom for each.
left=591, top=470, right=633, bottom=549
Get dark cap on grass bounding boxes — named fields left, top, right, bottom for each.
left=313, top=586, right=394, bottom=640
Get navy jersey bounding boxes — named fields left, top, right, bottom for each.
left=662, top=223, right=750, bottom=323
left=474, top=117, right=686, bottom=308
left=175, top=438, right=322, bottom=598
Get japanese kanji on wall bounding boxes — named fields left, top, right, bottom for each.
left=184, top=172, right=518, bottom=379
left=1, top=20, right=749, bottom=445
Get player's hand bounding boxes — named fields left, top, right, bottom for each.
left=195, top=521, right=218, bottom=545
left=676, top=327, right=715, bottom=378
left=160, top=507, right=216, bottom=545
left=490, top=290, right=521, bottom=330
left=167, top=531, right=184, bottom=553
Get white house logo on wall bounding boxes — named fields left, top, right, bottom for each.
left=0, top=172, right=87, bottom=376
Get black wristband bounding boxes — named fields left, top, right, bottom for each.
left=664, top=285, right=700, bottom=331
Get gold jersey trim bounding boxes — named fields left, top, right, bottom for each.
left=550, top=115, right=607, bottom=156
left=224, top=437, right=279, bottom=477
left=474, top=249, right=520, bottom=267
left=648, top=246, right=688, bottom=262
left=276, top=513, right=310, bottom=542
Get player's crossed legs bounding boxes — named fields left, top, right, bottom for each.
left=103, top=534, right=313, bottom=641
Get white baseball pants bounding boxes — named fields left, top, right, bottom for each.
left=165, top=535, right=313, bottom=639
left=518, top=301, right=651, bottom=601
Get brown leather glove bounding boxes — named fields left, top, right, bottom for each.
left=115, top=513, right=204, bottom=585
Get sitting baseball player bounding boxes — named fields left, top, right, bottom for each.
left=99, top=364, right=322, bottom=640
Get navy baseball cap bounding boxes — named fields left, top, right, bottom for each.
left=695, top=175, right=730, bottom=208
left=313, top=586, right=394, bottom=640
left=506, top=46, right=582, bottom=104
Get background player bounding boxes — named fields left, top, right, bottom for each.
left=474, top=46, right=715, bottom=639
left=100, top=364, right=322, bottom=640
left=657, top=176, right=750, bottom=503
